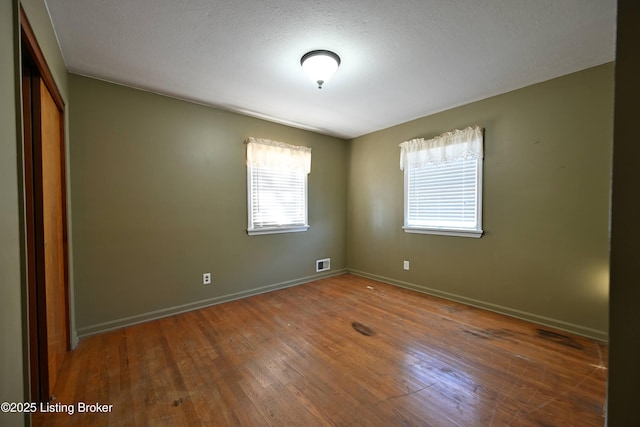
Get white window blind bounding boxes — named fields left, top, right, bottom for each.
left=400, top=126, right=484, bottom=238
left=246, top=138, right=311, bottom=235
left=407, top=157, right=479, bottom=228
left=249, top=167, right=307, bottom=228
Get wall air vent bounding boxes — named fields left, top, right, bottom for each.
left=316, top=258, right=331, bottom=272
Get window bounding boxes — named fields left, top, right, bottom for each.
left=399, top=126, right=484, bottom=238
left=246, top=137, right=311, bottom=235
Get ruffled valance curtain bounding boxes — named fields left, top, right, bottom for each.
left=399, top=125, right=483, bottom=171
left=246, top=137, right=311, bottom=174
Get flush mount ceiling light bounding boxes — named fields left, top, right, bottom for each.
left=300, top=50, right=341, bottom=89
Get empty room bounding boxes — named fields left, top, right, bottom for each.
left=2, top=0, right=639, bottom=426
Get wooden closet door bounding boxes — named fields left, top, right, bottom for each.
left=34, top=77, right=69, bottom=398
left=21, top=6, right=70, bottom=402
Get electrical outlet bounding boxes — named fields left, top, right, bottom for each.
left=203, top=273, right=211, bottom=285
left=403, top=260, right=410, bottom=270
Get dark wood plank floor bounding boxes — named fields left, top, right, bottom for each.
left=34, top=274, right=607, bottom=426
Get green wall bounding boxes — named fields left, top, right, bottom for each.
left=347, top=64, right=613, bottom=339
left=69, top=75, right=348, bottom=335
left=0, top=2, right=24, bottom=426
left=71, top=64, right=613, bottom=340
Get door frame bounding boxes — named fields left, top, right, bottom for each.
left=20, top=6, right=70, bottom=402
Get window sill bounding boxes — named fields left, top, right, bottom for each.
left=248, top=225, right=309, bottom=236
left=402, top=226, right=483, bottom=238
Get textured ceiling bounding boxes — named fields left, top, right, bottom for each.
left=45, top=0, right=616, bottom=139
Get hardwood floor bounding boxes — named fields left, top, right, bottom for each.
left=33, top=274, right=607, bottom=426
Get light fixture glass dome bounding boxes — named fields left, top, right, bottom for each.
left=301, top=50, right=341, bottom=89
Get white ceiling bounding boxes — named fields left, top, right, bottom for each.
left=45, top=0, right=616, bottom=139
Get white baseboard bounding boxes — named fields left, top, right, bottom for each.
left=76, top=269, right=347, bottom=338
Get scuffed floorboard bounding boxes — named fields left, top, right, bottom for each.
left=34, top=274, right=607, bottom=426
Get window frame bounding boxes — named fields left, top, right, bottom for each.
left=246, top=137, right=311, bottom=236
left=246, top=165, right=310, bottom=235
left=402, top=134, right=484, bottom=238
